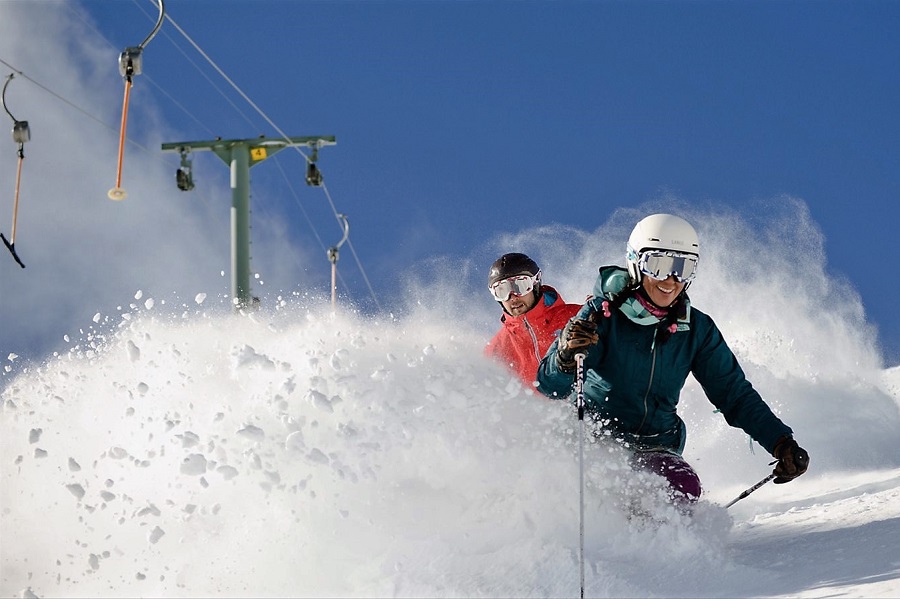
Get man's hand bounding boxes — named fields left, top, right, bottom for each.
left=556, top=318, right=599, bottom=373
left=772, top=436, right=810, bottom=484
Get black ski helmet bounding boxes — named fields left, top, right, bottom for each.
left=488, top=253, right=541, bottom=288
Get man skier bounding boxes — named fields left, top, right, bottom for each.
left=485, top=253, right=582, bottom=387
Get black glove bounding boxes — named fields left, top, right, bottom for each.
left=556, top=318, right=599, bottom=373
left=772, top=436, right=809, bottom=484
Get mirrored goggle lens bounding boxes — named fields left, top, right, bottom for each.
left=639, top=251, right=698, bottom=282
left=490, top=275, right=537, bottom=301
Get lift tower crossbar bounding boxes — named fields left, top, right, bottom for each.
left=162, top=135, right=336, bottom=310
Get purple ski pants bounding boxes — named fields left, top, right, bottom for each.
left=630, top=450, right=702, bottom=503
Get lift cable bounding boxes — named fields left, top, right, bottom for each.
left=0, top=56, right=227, bottom=246
left=321, top=182, right=381, bottom=310
left=0, top=56, right=193, bottom=174
left=0, top=58, right=117, bottom=134
left=271, top=155, right=357, bottom=300
left=156, top=4, right=380, bottom=309
left=128, top=0, right=256, bottom=135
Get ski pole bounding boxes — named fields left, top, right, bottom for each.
left=724, top=473, right=776, bottom=509
left=575, top=351, right=586, bottom=599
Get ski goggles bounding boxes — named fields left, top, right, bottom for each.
left=489, top=272, right=540, bottom=301
left=638, top=250, right=698, bottom=283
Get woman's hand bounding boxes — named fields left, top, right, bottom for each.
left=556, top=318, right=599, bottom=372
left=772, top=436, right=810, bottom=483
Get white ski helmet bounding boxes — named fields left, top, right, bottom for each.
left=626, top=214, right=700, bottom=284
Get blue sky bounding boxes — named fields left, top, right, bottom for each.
left=1, top=0, right=899, bottom=366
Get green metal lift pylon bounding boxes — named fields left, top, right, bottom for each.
left=161, top=135, right=336, bottom=310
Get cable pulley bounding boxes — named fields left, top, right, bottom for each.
left=306, top=145, right=323, bottom=187
left=108, top=0, right=165, bottom=201
left=1, top=73, right=28, bottom=268
left=176, top=147, right=194, bottom=191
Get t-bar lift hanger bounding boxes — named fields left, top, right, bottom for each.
left=1, top=73, right=29, bottom=268
left=108, top=0, right=165, bottom=201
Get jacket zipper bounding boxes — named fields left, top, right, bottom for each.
left=636, top=330, right=658, bottom=434
left=523, top=317, right=541, bottom=363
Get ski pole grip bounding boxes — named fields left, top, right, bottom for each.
left=574, top=353, right=586, bottom=421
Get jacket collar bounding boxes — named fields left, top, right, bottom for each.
left=593, top=266, right=691, bottom=328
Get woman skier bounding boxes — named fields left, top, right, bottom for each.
left=537, top=214, right=809, bottom=503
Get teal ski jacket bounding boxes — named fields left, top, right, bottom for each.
left=536, top=266, right=792, bottom=455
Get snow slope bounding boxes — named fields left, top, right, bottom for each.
left=3, top=294, right=899, bottom=598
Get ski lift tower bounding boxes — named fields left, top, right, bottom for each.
left=161, top=135, right=335, bottom=310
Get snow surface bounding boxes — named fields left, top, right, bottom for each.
left=2, top=286, right=900, bottom=598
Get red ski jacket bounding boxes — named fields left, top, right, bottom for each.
left=486, top=285, right=582, bottom=386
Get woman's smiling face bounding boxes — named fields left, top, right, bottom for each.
left=641, top=274, right=685, bottom=308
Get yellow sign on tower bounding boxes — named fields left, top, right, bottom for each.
left=250, top=147, right=267, bottom=161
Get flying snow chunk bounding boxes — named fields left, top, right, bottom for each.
left=307, top=448, right=329, bottom=464
left=108, top=447, right=128, bottom=460
left=233, top=345, right=276, bottom=370
left=178, top=431, right=200, bottom=448
left=144, top=298, right=155, bottom=310
left=136, top=503, right=161, bottom=517
left=126, top=340, right=141, bottom=362
left=217, top=465, right=239, bottom=480
left=285, top=430, right=305, bottom=451
left=329, top=349, right=350, bottom=371
left=306, top=389, right=333, bottom=413
left=370, top=367, right=395, bottom=382
left=92, top=313, right=101, bottom=323
left=66, top=484, right=86, bottom=499
left=194, top=293, right=207, bottom=305
left=180, top=453, right=208, bottom=475
left=237, top=424, right=265, bottom=442
left=6, top=352, right=17, bottom=362
left=148, top=526, right=165, bottom=544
